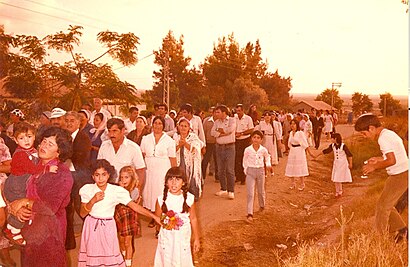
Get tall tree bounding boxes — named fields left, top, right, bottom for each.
left=351, top=92, right=373, bottom=115
left=149, top=30, right=202, bottom=109
left=379, top=93, right=403, bottom=116
left=1, top=25, right=140, bottom=115
left=315, top=88, right=343, bottom=110
left=259, top=70, right=292, bottom=107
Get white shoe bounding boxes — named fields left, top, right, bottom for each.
left=228, top=192, right=235, bottom=199
left=215, top=190, right=228, bottom=196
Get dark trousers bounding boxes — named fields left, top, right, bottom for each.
left=65, top=169, right=92, bottom=250
left=313, top=128, right=322, bottom=149
left=235, top=137, right=250, bottom=183
left=202, top=143, right=218, bottom=180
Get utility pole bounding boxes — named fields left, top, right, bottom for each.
left=162, top=51, right=170, bottom=107
left=331, top=82, right=342, bottom=110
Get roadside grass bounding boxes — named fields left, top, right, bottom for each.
left=282, top=131, right=408, bottom=267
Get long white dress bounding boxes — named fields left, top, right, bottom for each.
left=303, top=120, right=314, bottom=147
left=285, top=130, right=309, bottom=177
left=154, top=192, right=195, bottom=267
left=323, top=114, right=333, bottom=133
left=140, top=133, right=176, bottom=211
left=255, top=121, right=278, bottom=165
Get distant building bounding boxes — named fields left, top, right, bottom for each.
left=293, top=100, right=335, bottom=113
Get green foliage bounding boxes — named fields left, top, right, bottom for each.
left=351, top=92, right=373, bottom=115
left=1, top=25, right=141, bottom=114
left=315, top=88, right=343, bottom=110
left=378, top=93, right=403, bottom=116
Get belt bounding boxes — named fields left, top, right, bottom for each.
left=217, top=142, right=235, bottom=147
left=291, top=144, right=301, bottom=147
left=264, top=134, right=273, bottom=136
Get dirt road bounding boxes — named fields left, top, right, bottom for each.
left=10, top=124, right=356, bottom=266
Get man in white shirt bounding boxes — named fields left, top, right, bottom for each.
left=234, top=104, right=254, bottom=185
left=211, top=105, right=236, bottom=199
left=355, top=114, right=408, bottom=241
left=98, top=118, right=146, bottom=186
left=89, top=98, right=112, bottom=126
left=124, top=106, right=139, bottom=135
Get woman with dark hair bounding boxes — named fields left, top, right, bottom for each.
left=89, top=112, right=106, bottom=163
left=247, top=104, right=259, bottom=126
left=10, top=126, right=73, bottom=267
left=285, top=119, right=314, bottom=191
left=140, top=116, right=177, bottom=228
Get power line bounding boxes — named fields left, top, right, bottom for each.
left=0, top=1, right=102, bottom=30
left=21, top=0, right=125, bottom=30
left=0, top=13, right=54, bottom=29
left=113, top=53, right=154, bottom=70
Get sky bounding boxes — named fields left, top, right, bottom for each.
left=0, top=0, right=408, bottom=96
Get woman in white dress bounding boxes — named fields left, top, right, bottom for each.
left=255, top=111, right=278, bottom=165
left=323, top=110, right=333, bottom=140
left=285, top=119, right=314, bottom=191
left=303, top=114, right=314, bottom=147
left=140, top=116, right=177, bottom=228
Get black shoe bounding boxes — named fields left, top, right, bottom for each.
left=155, top=229, right=159, bottom=239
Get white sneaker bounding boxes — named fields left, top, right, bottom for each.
left=215, top=190, right=228, bottom=196
left=228, top=192, right=235, bottom=199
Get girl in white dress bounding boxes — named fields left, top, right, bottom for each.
left=154, top=167, right=200, bottom=267
left=255, top=111, right=279, bottom=165
left=140, top=116, right=177, bottom=228
left=78, top=159, right=160, bottom=267
left=314, top=133, right=353, bottom=197
left=323, top=110, right=333, bottom=140
left=285, top=119, right=314, bottom=191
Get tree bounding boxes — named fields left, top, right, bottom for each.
left=1, top=25, right=141, bottom=115
left=351, top=92, right=373, bottom=115
left=148, top=30, right=202, bottom=109
left=202, top=33, right=292, bottom=108
left=315, top=88, right=343, bottom=110
left=379, top=93, right=403, bottom=116
left=259, top=70, right=292, bottom=106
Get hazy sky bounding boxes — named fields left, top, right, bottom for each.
left=1, top=0, right=408, bottom=96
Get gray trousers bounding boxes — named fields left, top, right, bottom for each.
left=246, top=167, right=266, bottom=215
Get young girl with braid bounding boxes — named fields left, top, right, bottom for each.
left=78, top=159, right=160, bottom=267
left=154, top=167, right=201, bottom=267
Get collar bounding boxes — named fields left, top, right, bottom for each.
left=71, top=128, right=79, bottom=141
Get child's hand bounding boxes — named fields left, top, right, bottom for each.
left=266, top=166, right=273, bottom=174
left=92, top=191, right=104, bottom=203
left=193, top=239, right=201, bottom=253
left=49, top=165, right=58, bottom=173
left=153, top=215, right=162, bottom=226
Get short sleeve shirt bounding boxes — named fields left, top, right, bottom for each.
left=98, top=138, right=146, bottom=177
left=79, top=183, right=131, bottom=218
left=378, top=129, right=408, bottom=175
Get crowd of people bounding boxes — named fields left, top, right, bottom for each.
left=0, top=98, right=406, bottom=266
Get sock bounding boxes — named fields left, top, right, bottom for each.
left=7, top=224, right=20, bottom=234
left=125, top=259, right=132, bottom=266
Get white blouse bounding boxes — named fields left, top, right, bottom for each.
left=80, top=183, right=131, bottom=218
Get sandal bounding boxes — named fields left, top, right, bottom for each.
left=289, top=184, right=296, bottom=190
left=298, top=183, right=305, bottom=191
left=3, top=228, right=26, bottom=246
left=246, top=214, right=253, bottom=223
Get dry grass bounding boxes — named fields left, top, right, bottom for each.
left=197, top=131, right=408, bottom=267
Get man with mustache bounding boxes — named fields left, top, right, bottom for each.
left=97, top=118, right=146, bottom=186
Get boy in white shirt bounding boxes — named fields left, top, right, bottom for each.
left=355, top=114, right=408, bottom=241
left=243, top=130, right=272, bottom=223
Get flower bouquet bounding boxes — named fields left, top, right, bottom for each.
left=161, top=210, right=184, bottom=230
